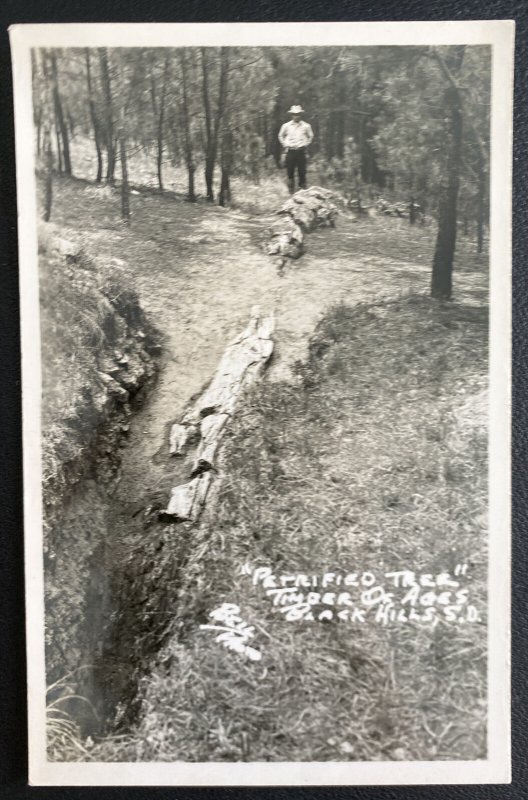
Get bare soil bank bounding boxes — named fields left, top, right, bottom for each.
left=40, top=238, right=161, bottom=732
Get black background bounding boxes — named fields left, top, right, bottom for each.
left=0, top=2, right=526, bottom=798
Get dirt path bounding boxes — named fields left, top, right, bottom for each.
left=88, top=208, right=416, bottom=494
left=53, top=179, right=486, bottom=501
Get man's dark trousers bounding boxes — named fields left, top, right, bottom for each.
left=285, top=148, right=307, bottom=193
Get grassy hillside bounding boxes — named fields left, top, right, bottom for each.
left=89, top=292, right=488, bottom=763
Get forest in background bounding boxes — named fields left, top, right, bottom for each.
left=32, top=45, right=490, bottom=300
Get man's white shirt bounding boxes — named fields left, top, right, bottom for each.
left=278, top=119, right=314, bottom=150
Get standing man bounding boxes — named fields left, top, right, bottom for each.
left=278, top=105, right=314, bottom=194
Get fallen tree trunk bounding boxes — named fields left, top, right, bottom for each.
left=266, top=216, right=304, bottom=260
left=169, top=422, right=199, bottom=456
left=264, top=186, right=338, bottom=270
left=163, top=472, right=212, bottom=522
left=198, top=313, right=274, bottom=417
left=163, top=308, right=274, bottom=521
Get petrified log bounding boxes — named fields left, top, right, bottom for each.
left=163, top=472, right=212, bottom=521
left=201, top=412, right=230, bottom=442
left=289, top=204, right=316, bottom=232
left=295, top=194, right=323, bottom=212
left=197, top=311, right=274, bottom=417
left=162, top=309, right=274, bottom=521
left=189, top=412, right=229, bottom=475
left=191, top=440, right=220, bottom=477
left=266, top=216, right=304, bottom=259
left=278, top=197, right=317, bottom=230
left=169, top=422, right=199, bottom=456
left=315, top=205, right=337, bottom=228
left=265, top=186, right=338, bottom=267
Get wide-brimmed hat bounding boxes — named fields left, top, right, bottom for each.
left=288, top=105, right=304, bottom=114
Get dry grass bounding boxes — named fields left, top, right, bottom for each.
left=89, top=292, right=488, bottom=763
left=230, top=173, right=290, bottom=216
left=46, top=669, right=100, bottom=761
left=39, top=232, right=111, bottom=493
left=38, top=220, right=156, bottom=498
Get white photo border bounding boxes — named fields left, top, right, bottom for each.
left=10, top=20, right=513, bottom=786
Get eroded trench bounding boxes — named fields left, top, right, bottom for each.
left=46, top=316, right=277, bottom=742
left=45, top=190, right=349, bottom=743
left=47, top=374, right=202, bottom=738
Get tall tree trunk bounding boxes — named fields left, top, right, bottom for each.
left=39, top=51, right=56, bottom=218
left=66, top=109, right=76, bottom=139
left=116, top=54, right=130, bottom=224
left=155, top=53, right=170, bottom=192
left=335, top=66, right=346, bottom=159
left=431, top=47, right=465, bottom=300
left=271, top=89, right=283, bottom=166
left=187, top=162, right=196, bottom=202
left=84, top=49, right=104, bottom=183
left=201, top=47, right=229, bottom=202
left=201, top=48, right=214, bottom=201
left=42, top=126, right=53, bottom=222
left=31, top=49, right=40, bottom=137
left=120, top=135, right=130, bottom=224
left=98, top=48, right=116, bottom=184
left=55, top=122, right=63, bottom=173
left=204, top=157, right=214, bottom=202
left=178, top=51, right=196, bottom=202
left=218, top=170, right=230, bottom=207
left=218, top=129, right=233, bottom=207
left=36, top=109, right=42, bottom=155
left=50, top=51, right=72, bottom=176
left=261, top=115, right=270, bottom=158
left=32, top=51, right=43, bottom=155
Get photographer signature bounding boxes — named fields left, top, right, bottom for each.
left=200, top=603, right=262, bottom=661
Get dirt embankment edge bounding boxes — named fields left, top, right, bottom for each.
left=42, top=238, right=161, bottom=709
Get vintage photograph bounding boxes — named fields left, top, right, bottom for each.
left=11, top=22, right=512, bottom=786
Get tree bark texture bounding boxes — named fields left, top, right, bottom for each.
left=31, top=51, right=43, bottom=155
left=201, top=48, right=214, bottom=201
left=116, top=55, right=130, bottom=224
left=219, top=129, right=234, bottom=207
left=85, top=49, right=104, bottom=183
left=152, top=53, right=170, bottom=192
left=201, top=47, right=229, bottom=202
left=55, top=125, right=63, bottom=173
left=120, top=136, right=130, bottom=224
left=42, top=126, right=54, bottom=222
left=50, top=51, right=72, bottom=176
left=98, top=48, right=116, bottom=184
left=431, top=47, right=465, bottom=300
left=178, top=51, right=197, bottom=202
left=163, top=309, right=274, bottom=522
left=265, top=187, right=338, bottom=270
